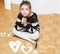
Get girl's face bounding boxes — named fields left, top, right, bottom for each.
left=20, top=5, right=31, bottom=17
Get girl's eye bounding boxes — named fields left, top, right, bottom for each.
left=26, top=9, right=29, bottom=10
left=21, top=8, right=24, bottom=10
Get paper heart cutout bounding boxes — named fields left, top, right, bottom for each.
left=0, top=32, right=6, bottom=37
left=7, top=34, right=11, bottom=37
left=9, top=40, right=21, bottom=53
left=21, top=45, right=33, bottom=54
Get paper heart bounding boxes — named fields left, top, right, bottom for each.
left=9, top=40, right=21, bottom=53
left=0, top=32, right=6, bottom=37
left=7, top=34, right=11, bottom=37
left=21, top=45, right=33, bottom=54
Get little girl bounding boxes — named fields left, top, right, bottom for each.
left=12, top=1, right=40, bottom=48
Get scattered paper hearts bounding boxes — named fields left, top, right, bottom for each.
left=0, top=32, right=14, bottom=37
left=0, top=32, right=39, bottom=54
left=0, top=31, right=39, bottom=54
left=8, top=40, right=39, bottom=54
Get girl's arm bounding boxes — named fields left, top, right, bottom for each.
left=14, top=13, right=24, bottom=31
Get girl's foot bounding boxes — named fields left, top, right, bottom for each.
left=33, top=40, right=37, bottom=48
left=34, top=41, right=37, bottom=48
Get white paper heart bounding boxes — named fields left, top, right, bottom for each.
left=0, top=32, right=6, bottom=37
left=7, top=34, right=11, bottom=37
left=21, top=45, right=33, bottom=54
left=9, top=40, right=21, bottom=53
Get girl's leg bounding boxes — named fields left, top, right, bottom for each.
left=12, top=27, right=37, bottom=48
left=28, top=31, right=40, bottom=41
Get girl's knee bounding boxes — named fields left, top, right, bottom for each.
left=31, top=32, right=40, bottom=40
left=33, top=35, right=39, bottom=40
left=12, top=27, right=16, bottom=34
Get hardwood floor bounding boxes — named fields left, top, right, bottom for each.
left=0, top=0, right=60, bottom=54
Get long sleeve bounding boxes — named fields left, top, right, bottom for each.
left=28, top=13, right=40, bottom=33
left=15, top=18, right=24, bottom=31
left=15, top=13, right=24, bottom=31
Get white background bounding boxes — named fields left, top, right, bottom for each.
left=4, top=0, right=60, bottom=14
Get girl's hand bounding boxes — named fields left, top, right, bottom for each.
left=21, top=17, right=27, bottom=25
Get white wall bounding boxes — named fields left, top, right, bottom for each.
left=4, top=0, right=22, bottom=10
left=28, top=0, right=57, bottom=14
left=11, top=0, right=22, bottom=4
left=55, top=0, right=60, bottom=14
left=4, top=0, right=60, bottom=14
left=29, top=0, right=60, bottom=14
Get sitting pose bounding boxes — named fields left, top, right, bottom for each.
left=12, top=1, right=40, bottom=48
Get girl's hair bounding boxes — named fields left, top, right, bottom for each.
left=20, top=0, right=31, bottom=9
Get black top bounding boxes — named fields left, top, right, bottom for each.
left=14, top=12, right=40, bottom=34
